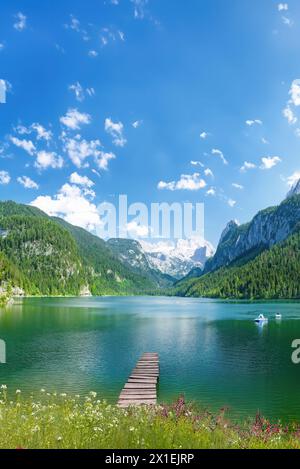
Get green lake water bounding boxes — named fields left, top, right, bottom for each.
left=1, top=296, right=300, bottom=422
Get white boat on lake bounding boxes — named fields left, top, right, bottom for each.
left=254, top=314, right=268, bottom=323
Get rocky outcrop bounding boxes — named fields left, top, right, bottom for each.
left=79, top=285, right=92, bottom=297
left=205, top=185, right=300, bottom=273
left=287, top=178, right=300, bottom=199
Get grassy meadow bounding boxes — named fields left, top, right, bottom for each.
left=0, top=387, right=299, bottom=449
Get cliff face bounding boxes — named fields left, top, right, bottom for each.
left=204, top=189, right=300, bottom=274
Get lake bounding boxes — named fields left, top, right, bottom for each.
left=0, top=296, right=300, bottom=422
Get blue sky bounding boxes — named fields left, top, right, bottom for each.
left=1, top=0, right=300, bottom=247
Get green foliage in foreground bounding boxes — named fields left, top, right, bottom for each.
left=0, top=389, right=300, bottom=449
left=173, top=228, right=300, bottom=299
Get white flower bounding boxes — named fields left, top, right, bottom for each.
left=1, top=385, right=7, bottom=390
left=40, top=388, right=46, bottom=393
left=16, top=389, right=21, bottom=394
left=31, top=425, right=40, bottom=433
left=57, top=436, right=63, bottom=441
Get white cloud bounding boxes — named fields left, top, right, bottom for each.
left=69, top=82, right=85, bottom=102
left=35, top=151, right=64, bottom=170
left=131, top=0, right=148, bottom=19
left=200, top=131, right=208, bottom=139
left=281, top=16, right=293, bottom=26
left=100, top=27, right=125, bottom=47
left=232, top=183, right=244, bottom=190
left=289, top=80, right=300, bottom=106
left=69, top=172, right=94, bottom=188
left=204, top=168, right=214, bottom=178
left=65, top=15, right=81, bottom=32
left=14, top=12, right=27, bottom=31
left=31, top=184, right=102, bottom=232
left=261, top=137, right=269, bottom=144
left=92, top=169, right=101, bottom=177
left=10, top=136, right=36, bottom=155
left=118, top=30, right=125, bottom=41
left=0, top=43, right=4, bottom=51
left=0, top=171, right=10, bottom=185
left=69, top=82, right=95, bottom=102
left=88, top=50, right=98, bottom=58
left=278, top=3, right=288, bottom=11
left=31, top=123, right=52, bottom=142
left=283, top=105, right=297, bottom=124
left=63, top=137, right=97, bottom=168
left=283, top=80, right=300, bottom=125
left=132, top=120, right=142, bottom=128
left=191, top=160, right=204, bottom=167
left=212, top=148, right=228, bottom=165
left=64, top=14, right=89, bottom=40
left=95, top=151, right=116, bottom=170
left=260, top=156, right=282, bottom=170
left=240, top=161, right=257, bottom=172
left=17, top=176, right=39, bottom=189
left=158, top=173, right=206, bottom=191
left=86, top=88, right=95, bottom=97
left=62, top=136, right=115, bottom=170
left=126, top=221, right=149, bottom=238
left=2, top=80, right=12, bottom=95
left=63, top=137, right=94, bottom=167
left=104, top=118, right=127, bottom=147
left=206, top=187, right=216, bottom=196
left=60, top=108, right=91, bottom=130
left=287, top=171, right=300, bottom=187
left=16, top=123, right=52, bottom=142
left=246, top=119, right=263, bottom=126
left=228, top=199, right=236, bottom=208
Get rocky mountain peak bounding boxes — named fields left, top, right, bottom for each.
left=286, top=178, right=300, bottom=199
left=219, top=219, right=239, bottom=244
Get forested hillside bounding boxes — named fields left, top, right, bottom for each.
left=54, top=218, right=156, bottom=294
left=173, top=227, right=300, bottom=299
left=0, top=201, right=166, bottom=299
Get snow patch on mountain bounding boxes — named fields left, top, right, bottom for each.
left=140, top=238, right=215, bottom=279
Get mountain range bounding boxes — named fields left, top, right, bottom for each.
left=0, top=200, right=210, bottom=300
left=140, top=239, right=214, bottom=279
left=1, top=177, right=299, bottom=302
left=174, top=180, right=300, bottom=299
left=0, top=201, right=173, bottom=299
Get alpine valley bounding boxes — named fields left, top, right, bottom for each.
left=1, top=178, right=300, bottom=303
left=173, top=179, right=300, bottom=299
left=0, top=200, right=212, bottom=302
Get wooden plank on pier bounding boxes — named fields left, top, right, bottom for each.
left=117, top=353, right=159, bottom=407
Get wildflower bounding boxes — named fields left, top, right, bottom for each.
left=40, top=388, right=46, bottom=393
left=31, top=425, right=40, bottom=433
left=1, top=385, right=7, bottom=390
left=57, top=436, right=63, bottom=442
left=16, top=389, right=21, bottom=394
left=90, top=391, right=97, bottom=398
left=129, top=427, right=135, bottom=432
left=60, top=393, right=67, bottom=398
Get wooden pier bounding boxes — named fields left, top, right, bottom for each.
left=117, top=353, right=159, bottom=407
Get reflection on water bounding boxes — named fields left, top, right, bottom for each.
left=0, top=296, right=300, bottom=421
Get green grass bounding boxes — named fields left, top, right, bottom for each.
left=1, top=388, right=300, bottom=449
